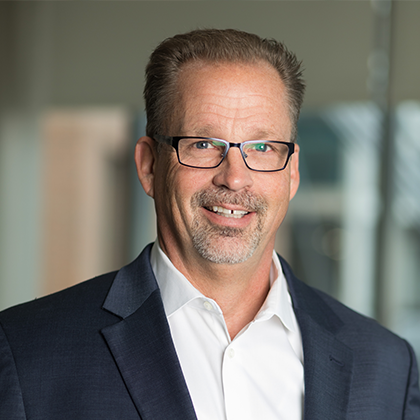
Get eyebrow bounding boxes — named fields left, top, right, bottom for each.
left=189, top=125, right=281, bottom=141
left=191, top=125, right=218, bottom=138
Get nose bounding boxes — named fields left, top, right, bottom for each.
left=212, top=145, right=253, bottom=191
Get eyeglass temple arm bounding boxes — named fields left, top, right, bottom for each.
left=153, top=134, right=173, bottom=145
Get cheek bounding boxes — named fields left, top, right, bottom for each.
left=156, top=163, right=205, bottom=220
left=153, top=157, right=179, bottom=218
left=172, top=167, right=214, bottom=202
left=260, top=173, right=292, bottom=218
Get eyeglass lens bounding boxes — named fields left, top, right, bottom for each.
left=177, top=138, right=290, bottom=171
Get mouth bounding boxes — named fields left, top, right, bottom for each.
left=205, top=205, right=249, bottom=219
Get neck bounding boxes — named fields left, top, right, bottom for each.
left=160, top=240, right=274, bottom=339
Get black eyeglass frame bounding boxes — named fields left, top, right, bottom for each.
left=153, top=135, right=295, bottom=172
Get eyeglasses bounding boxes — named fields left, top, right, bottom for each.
left=154, top=135, right=295, bottom=172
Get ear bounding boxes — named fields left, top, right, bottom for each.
left=134, top=136, right=156, bottom=198
left=289, top=144, right=300, bottom=201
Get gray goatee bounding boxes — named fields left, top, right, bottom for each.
left=190, top=188, right=268, bottom=264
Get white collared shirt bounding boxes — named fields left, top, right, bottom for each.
left=150, top=242, right=304, bottom=420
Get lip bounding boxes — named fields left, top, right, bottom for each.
left=207, top=205, right=249, bottom=217
left=201, top=205, right=255, bottom=228
left=208, top=203, right=250, bottom=212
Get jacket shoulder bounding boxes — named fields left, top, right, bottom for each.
left=0, top=271, right=118, bottom=330
left=280, top=255, right=412, bottom=350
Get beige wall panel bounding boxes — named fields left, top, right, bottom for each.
left=42, top=108, right=130, bottom=295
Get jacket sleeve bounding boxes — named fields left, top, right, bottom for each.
left=403, top=340, right=420, bottom=419
left=0, top=323, right=27, bottom=419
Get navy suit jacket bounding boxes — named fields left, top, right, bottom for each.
left=1, top=244, right=419, bottom=419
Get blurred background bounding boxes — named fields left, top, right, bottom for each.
left=1, top=1, right=419, bottom=356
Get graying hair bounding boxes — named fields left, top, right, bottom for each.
left=144, top=28, right=305, bottom=142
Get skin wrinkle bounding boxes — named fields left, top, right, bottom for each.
left=190, top=124, right=287, bottom=144
left=177, top=62, right=291, bottom=142
left=152, top=62, right=296, bottom=274
left=183, top=104, right=281, bottom=138
left=136, top=61, right=300, bottom=337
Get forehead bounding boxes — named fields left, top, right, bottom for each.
left=174, top=61, right=292, bottom=140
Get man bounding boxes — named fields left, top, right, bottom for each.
left=0, top=29, right=419, bottom=420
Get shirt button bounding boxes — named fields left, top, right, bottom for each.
left=203, top=301, right=213, bottom=311
left=228, top=348, right=235, bottom=358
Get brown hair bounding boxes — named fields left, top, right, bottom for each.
left=144, top=28, right=305, bottom=141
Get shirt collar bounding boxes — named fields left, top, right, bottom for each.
left=150, top=241, right=297, bottom=332
left=150, top=242, right=209, bottom=317
left=254, top=250, right=298, bottom=333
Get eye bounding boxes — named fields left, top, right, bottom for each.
left=249, top=142, right=272, bottom=152
left=194, top=141, right=213, bottom=149
left=193, top=140, right=226, bottom=150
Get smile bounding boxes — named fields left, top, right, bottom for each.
left=207, top=206, right=249, bottom=218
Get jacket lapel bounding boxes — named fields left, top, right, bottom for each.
left=281, top=257, right=354, bottom=420
left=101, top=245, right=197, bottom=420
left=100, top=246, right=353, bottom=419
left=295, top=309, right=353, bottom=420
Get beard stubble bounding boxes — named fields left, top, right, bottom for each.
left=190, top=188, right=268, bottom=264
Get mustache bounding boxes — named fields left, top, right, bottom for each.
left=191, top=188, right=268, bottom=213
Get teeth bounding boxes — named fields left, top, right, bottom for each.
left=211, top=206, right=248, bottom=218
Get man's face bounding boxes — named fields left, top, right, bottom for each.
left=139, top=61, right=299, bottom=267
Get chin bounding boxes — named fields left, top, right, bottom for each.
left=192, top=235, right=259, bottom=265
